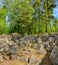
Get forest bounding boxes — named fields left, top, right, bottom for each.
left=0, top=0, right=58, bottom=34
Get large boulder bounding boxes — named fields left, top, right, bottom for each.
left=50, top=46, right=58, bottom=65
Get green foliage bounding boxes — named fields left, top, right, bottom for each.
left=0, top=21, right=8, bottom=34
left=0, top=0, right=57, bottom=34
left=7, top=0, right=35, bottom=34
left=0, top=7, right=8, bottom=34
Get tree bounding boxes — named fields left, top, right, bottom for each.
left=2, top=0, right=57, bottom=34
left=0, top=6, right=8, bottom=34
left=43, top=0, right=56, bottom=33
left=30, top=0, right=42, bottom=34
left=5, top=0, right=35, bottom=34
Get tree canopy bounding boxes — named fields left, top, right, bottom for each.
left=0, top=0, right=58, bottom=34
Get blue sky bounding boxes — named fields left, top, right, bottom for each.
left=0, top=0, right=3, bottom=8
left=53, top=0, right=58, bottom=19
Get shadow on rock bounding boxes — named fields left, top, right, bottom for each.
left=39, top=52, right=52, bottom=65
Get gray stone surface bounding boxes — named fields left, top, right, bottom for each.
left=0, top=33, right=58, bottom=65
left=50, top=46, right=58, bottom=65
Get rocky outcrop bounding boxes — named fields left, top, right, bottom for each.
left=0, top=33, right=58, bottom=65
left=50, top=46, right=58, bottom=65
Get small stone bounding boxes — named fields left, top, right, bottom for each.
left=0, top=54, right=3, bottom=63
left=36, top=37, right=42, bottom=44
left=48, top=37, right=55, bottom=43
left=33, top=43, right=38, bottom=49
left=38, top=44, right=46, bottom=54
left=20, top=55, right=29, bottom=62
left=9, top=55, right=17, bottom=59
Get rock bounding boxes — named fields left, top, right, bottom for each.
left=0, top=41, right=9, bottom=56
left=0, top=33, right=58, bottom=63
left=37, top=44, right=46, bottom=54
left=0, top=34, right=6, bottom=38
left=32, top=43, right=38, bottom=49
left=48, top=36, right=55, bottom=43
left=44, top=41, right=50, bottom=51
left=36, top=37, right=42, bottom=44
left=19, top=40, right=27, bottom=47
left=29, top=36, right=36, bottom=43
left=12, top=33, right=20, bottom=44
left=23, top=35, right=30, bottom=47
left=3, top=56, right=9, bottom=60
left=19, top=35, right=30, bottom=47
left=6, top=35, right=13, bottom=42
left=41, top=36, right=48, bottom=42
left=19, top=55, right=29, bottom=62
left=50, top=46, right=58, bottom=65
left=0, top=53, right=4, bottom=63
left=23, top=50, right=30, bottom=54
left=0, top=44, right=9, bottom=52
left=27, top=55, right=42, bottom=65
left=9, top=44, right=18, bottom=54
left=7, top=44, right=18, bottom=59
left=9, top=55, right=17, bottom=59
